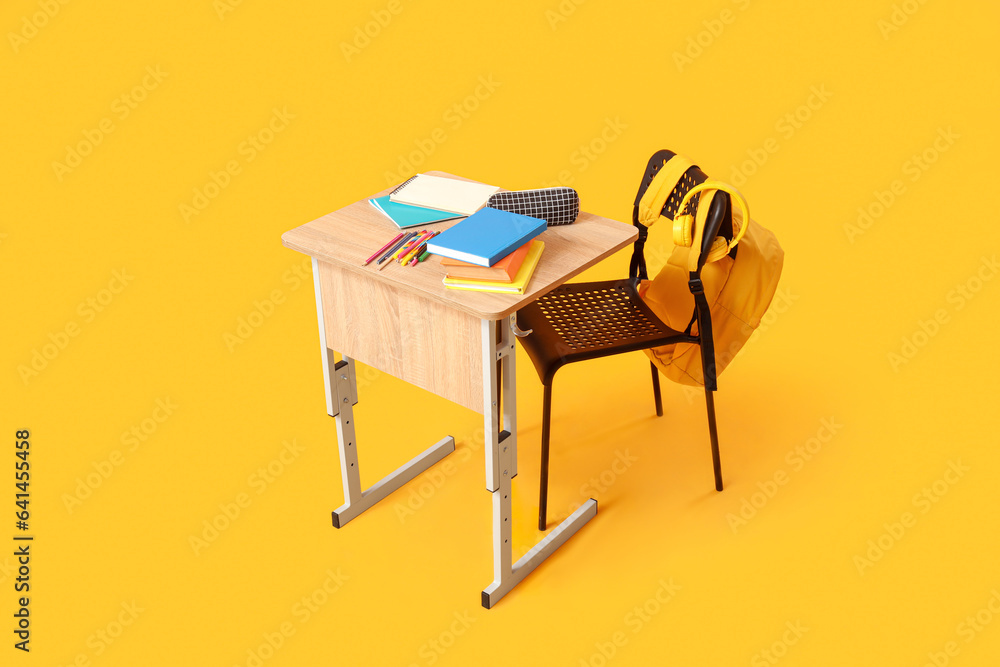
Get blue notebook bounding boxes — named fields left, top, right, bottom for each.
left=426, top=207, right=547, bottom=267
left=368, top=196, right=465, bottom=228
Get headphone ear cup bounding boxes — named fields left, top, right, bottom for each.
left=673, top=214, right=694, bottom=247
left=706, top=236, right=729, bottom=263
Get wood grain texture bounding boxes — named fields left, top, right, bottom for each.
left=282, top=171, right=638, bottom=320
left=317, top=261, right=483, bottom=413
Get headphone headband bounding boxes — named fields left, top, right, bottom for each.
left=675, top=180, right=750, bottom=251
left=636, top=154, right=751, bottom=270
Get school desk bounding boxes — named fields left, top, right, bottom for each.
left=281, top=172, right=636, bottom=607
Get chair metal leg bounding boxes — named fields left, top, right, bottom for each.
left=538, top=383, right=552, bottom=531
left=704, top=387, right=723, bottom=491
left=650, top=361, right=663, bottom=417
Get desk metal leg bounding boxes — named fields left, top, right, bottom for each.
left=480, top=317, right=596, bottom=609
left=328, top=358, right=455, bottom=527
left=311, top=259, right=455, bottom=528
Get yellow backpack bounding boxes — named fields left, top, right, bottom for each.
left=632, top=150, right=784, bottom=388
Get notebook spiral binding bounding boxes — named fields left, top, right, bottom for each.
left=389, top=175, right=419, bottom=196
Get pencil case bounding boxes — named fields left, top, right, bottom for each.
left=486, top=187, right=580, bottom=226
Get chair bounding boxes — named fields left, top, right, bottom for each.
left=516, top=150, right=733, bottom=529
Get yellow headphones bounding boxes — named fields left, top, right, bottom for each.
left=671, top=180, right=750, bottom=264
left=637, top=154, right=750, bottom=268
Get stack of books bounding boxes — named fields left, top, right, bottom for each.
left=440, top=239, right=545, bottom=294
left=426, top=207, right=547, bottom=294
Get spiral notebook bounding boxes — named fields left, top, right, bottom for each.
left=389, top=174, right=499, bottom=216
left=368, top=196, right=464, bottom=228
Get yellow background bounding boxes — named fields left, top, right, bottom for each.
left=3, top=0, right=999, bottom=664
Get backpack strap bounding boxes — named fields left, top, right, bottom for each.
left=631, top=153, right=698, bottom=280
left=636, top=154, right=697, bottom=228
left=688, top=272, right=719, bottom=391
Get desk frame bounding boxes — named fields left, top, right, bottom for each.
left=311, top=258, right=596, bottom=607
left=478, top=316, right=597, bottom=608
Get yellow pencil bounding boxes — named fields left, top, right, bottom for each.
left=398, top=231, right=433, bottom=263
left=402, top=231, right=439, bottom=264
left=392, top=230, right=426, bottom=261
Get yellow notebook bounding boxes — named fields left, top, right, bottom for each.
left=442, top=240, right=544, bottom=294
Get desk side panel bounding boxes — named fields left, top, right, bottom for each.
left=318, top=261, right=484, bottom=414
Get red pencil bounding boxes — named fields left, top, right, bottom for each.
left=362, top=232, right=404, bottom=266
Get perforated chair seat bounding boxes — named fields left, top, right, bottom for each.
left=517, top=278, right=695, bottom=386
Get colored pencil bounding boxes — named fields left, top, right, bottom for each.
left=391, top=231, right=424, bottom=261
left=403, top=242, right=428, bottom=265
left=404, top=232, right=439, bottom=264
left=399, top=230, right=432, bottom=255
left=398, top=232, right=434, bottom=264
left=378, top=231, right=417, bottom=265
left=363, top=232, right=404, bottom=266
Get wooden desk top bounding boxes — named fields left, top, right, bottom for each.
left=281, top=171, right=638, bottom=320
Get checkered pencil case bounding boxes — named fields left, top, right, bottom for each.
left=486, top=187, right=580, bottom=226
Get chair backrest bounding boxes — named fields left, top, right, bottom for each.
left=630, top=150, right=735, bottom=279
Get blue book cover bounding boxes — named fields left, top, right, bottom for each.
left=426, top=207, right=547, bottom=267
left=368, top=196, right=465, bottom=228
